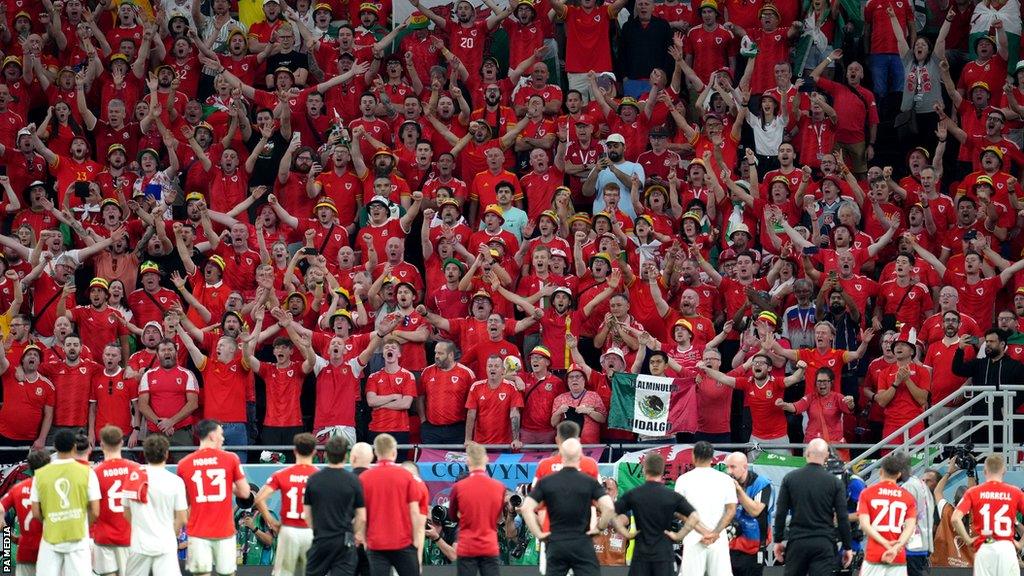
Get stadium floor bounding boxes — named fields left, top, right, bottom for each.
left=230, top=567, right=993, bottom=575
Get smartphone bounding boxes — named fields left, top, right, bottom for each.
left=967, top=336, right=980, bottom=346
left=798, top=75, right=816, bottom=93
left=144, top=183, right=162, bottom=200
left=802, top=245, right=820, bottom=255
left=0, top=165, right=8, bottom=176
left=73, top=181, right=90, bottom=199
left=302, top=247, right=317, bottom=255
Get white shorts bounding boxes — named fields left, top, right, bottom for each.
left=16, top=564, right=36, bottom=576
left=274, top=525, right=313, bottom=576
left=36, top=540, right=92, bottom=576
left=860, top=561, right=908, bottom=576
left=679, top=538, right=731, bottom=576
left=974, top=540, right=1019, bottom=576
left=126, top=552, right=181, bottom=576
left=92, top=544, right=128, bottom=575
left=186, top=536, right=236, bottom=575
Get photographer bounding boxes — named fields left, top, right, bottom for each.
left=725, top=452, right=773, bottom=576
left=931, top=457, right=977, bottom=567
left=773, top=439, right=854, bottom=575
left=593, top=477, right=627, bottom=567
left=448, top=442, right=506, bottom=575
left=424, top=508, right=457, bottom=565
left=498, top=486, right=538, bottom=565
left=236, top=484, right=276, bottom=566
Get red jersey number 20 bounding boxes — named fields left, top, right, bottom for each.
left=870, top=498, right=908, bottom=532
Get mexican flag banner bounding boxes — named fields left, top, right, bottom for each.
left=608, top=373, right=697, bottom=435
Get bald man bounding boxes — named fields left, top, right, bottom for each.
left=521, top=439, right=617, bottom=576
left=350, top=442, right=374, bottom=476
left=773, top=439, right=854, bottom=575
left=725, top=452, right=773, bottom=576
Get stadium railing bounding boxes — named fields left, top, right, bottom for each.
left=847, top=386, right=1016, bottom=477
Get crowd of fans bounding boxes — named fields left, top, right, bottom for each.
left=0, top=0, right=1022, bottom=463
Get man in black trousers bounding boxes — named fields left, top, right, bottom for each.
left=303, top=435, right=366, bottom=575
left=521, top=438, right=618, bottom=576
left=613, top=452, right=708, bottom=576
left=773, top=438, right=853, bottom=575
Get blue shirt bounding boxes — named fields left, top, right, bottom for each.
left=592, top=162, right=645, bottom=219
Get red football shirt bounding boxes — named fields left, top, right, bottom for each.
left=797, top=348, right=847, bottom=391
left=177, top=447, right=246, bottom=539
left=520, top=373, right=567, bottom=434
left=199, top=355, right=250, bottom=423
left=267, top=463, right=318, bottom=529
left=127, top=287, right=181, bottom=330
left=90, top=368, right=138, bottom=440
left=856, top=480, right=917, bottom=564
left=561, top=5, right=616, bottom=73
left=942, top=271, right=1002, bottom=331
left=447, top=21, right=490, bottom=80
left=419, top=363, right=475, bottom=426
left=683, top=25, right=734, bottom=82
left=313, top=357, right=363, bottom=430
left=366, top=368, right=418, bottom=432
left=42, top=359, right=100, bottom=427
left=256, top=361, right=305, bottom=428
left=875, top=280, right=933, bottom=327
left=878, top=362, right=930, bottom=433
left=924, top=340, right=974, bottom=404
left=466, top=381, right=524, bottom=444
left=0, top=375, right=55, bottom=441
left=360, top=460, right=418, bottom=551
left=956, top=480, right=1024, bottom=550
left=734, top=375, right=788, bottom=439
left=0, top=478, right=42, bottom=562
left=69, top=305, right=128, bottom=361
left=138, top=366, right=200, bottom=433
left=93, top=457, right=142, bottom=546
left=449, top=470, right=505, bottom=557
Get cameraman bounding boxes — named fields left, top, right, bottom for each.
left=725, top=452, right=773, bottom=576
left=424, top=509, right=457, bottom=565
left=498, top=486, right=537, bottom=565
left=449, top=442, right=506, bottom=576
left=931, top=456, right=977, bottom=567
left=773, top=439, right=854, bottom=575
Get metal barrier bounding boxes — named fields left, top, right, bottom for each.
left=0, top=441, right=937, bottom=463
left=3, top=384, right=1020, bottom=468
left=846, top=386, right=1017, bottom=477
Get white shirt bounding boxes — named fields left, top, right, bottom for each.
left=128, top=465, right=188, bottom=556
left=674, top=466, right=738, bottom=546
left=29, top=459, right=101, bottom=552
left=745, top=112, right=788, bottom=157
